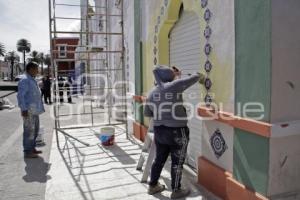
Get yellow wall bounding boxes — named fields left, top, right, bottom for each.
left=142, top=0, right=235, bottom=113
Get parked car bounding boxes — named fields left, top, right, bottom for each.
left=14, top=75, right=23, bottom=82
left=3, top=77, right=9, bottom=81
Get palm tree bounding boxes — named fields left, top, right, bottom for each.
left=17, top=38, right=31, bottom=71
left=0, top=42, right=5, bottom=57
left=38, top=52, right=45, bottom=75
left=44, top=54, right=51, bottom=76
left=5, top=51, right=20, bottom=81
left=29, top=50, right=40, bottom=63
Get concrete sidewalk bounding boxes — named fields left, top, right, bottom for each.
left=45, top=126, right=220, bottom=200
left=0, top=97, right=54, bottom=200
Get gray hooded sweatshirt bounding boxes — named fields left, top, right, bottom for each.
left=144, top=65, right=200, bottom=127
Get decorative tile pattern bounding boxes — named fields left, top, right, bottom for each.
left=161, top=6, right=165, bottom=15
left=204, top=43, right=212, bottom=56
left=201, top=0, right=208, bottom=8
left=202, top=0, right=213, bottom=106
left=164, top=0, right=168, bottom=7
left=157, top=16, right=161, bottom=25
left=204, top=94, right=212, bottom=106
left=204, top=9, right=212, bottom=22
left=154, top=57, right=157, bottom=65
left=204, top=78, right=212, bottom=90
left=210, top=129, right=228, bottom=159
left=204, top=60, right=212, bottom=72
left=204, top=26, right=212, bottom=39
left=153, top=47, right=157, bottom=55
left=152, top=0, right=168, bottom=65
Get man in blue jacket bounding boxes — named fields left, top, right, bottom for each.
left=144, top=65, right=205, bottom=199
left=17, top=62, right=45, bottom=158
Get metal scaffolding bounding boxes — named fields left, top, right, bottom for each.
left=48, top=0, right=127, bottom=147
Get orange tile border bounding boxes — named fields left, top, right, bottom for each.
left=132, top=121, right=148, bottom=142
left=198, top=106, right=272, bottom=138
left=133, top=97, right=272, bottom=137
left=198, top=156, right=268, bottom=200
left=140, top=124, right=148, bottom=142
left=226, top=177, right=269, bottom=200
left=198, top=156, right=232, bottom=200
left=133, top=95, right=146, bottom=103
left=133, top=121, right=141, bottom=141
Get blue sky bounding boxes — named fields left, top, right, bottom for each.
left=0, top=0, right=80, bottom=56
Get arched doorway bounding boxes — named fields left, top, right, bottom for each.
left=169, top=9, right=202, bottom=169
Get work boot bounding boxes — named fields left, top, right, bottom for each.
left=171, top=188, right=190, bottom=199
left=33, top=149, right=42, bottom=154
left=148, top=182, right=166, bottom=195
left=24, top=152, right=39, bottom=158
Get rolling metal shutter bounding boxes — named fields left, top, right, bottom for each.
left=170, top=11, right=202, bottom=169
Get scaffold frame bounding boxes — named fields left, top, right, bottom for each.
left=48, top=0, right=128, bottom=148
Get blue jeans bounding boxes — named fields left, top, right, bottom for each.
left=23, top=114, right=40, bottom=153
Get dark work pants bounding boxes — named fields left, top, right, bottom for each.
left=41, top=89, right=45, bottom=102
left=59, top=90, right=64, bottom=103
left=149, top=125, right=189, bottom=191
left=67, top=89, right=72, bottom=103
left=44, top=90, right=51, bottom=103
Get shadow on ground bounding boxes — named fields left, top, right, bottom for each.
left=46, top=126, right=219, bottom=200
left=23, top=157, right=52, bottom=183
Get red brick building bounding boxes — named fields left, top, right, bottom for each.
left=52, top=37, right=79, bottom=76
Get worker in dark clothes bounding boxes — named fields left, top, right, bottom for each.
left=58, top=76, right=64, bottom=103
left=43, top=76, right=52, bottom=104
left=39, top=77, right=45, bottom=103
left=144, top=65, right=205, bottom=199
left=65, top=76, right=72, bottom=103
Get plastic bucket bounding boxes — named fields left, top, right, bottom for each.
left=99, top=127, right=115, bottom=146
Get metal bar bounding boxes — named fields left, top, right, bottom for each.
left=84, top=0, right=94, bottom=127
left=51, top=44, right=103, bottom=48
left=49, top=0, right=61, bottom=149
left=57, top=69, right=76, bottom=72
left=89, top=68, right=123, bottom=72
left=55, top=17, right=103, bottom=21
left=55, top=3, right=106, bottom=9
left=75, top=58, right=106, bottom=61
left=51, top=50, right=123, bottom=53
left=120, top=0, right=129, bottom=139
left=57, top=111, right=108, bottom=117
left=59, top=122, right=125, bottom=130
left=55, top=13, right=121, bottom=19
left=56, top=128, right=90, bottom=146
left=105, top=0, right=111, bottom=125
left=91, top=13, right=122, bottom=17
left=52, top=87, right=126, bottom=92
left=51, top=31, right=122, bottom=35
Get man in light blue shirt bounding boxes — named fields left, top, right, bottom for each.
left=17, top=62, right=45, bottom=158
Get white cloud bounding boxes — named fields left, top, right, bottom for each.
left=0, top=0, right=50, bottom=54
left=0, top=0, right=80, bottom=55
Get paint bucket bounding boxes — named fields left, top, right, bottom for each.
left=99, top=127, right=115, bottom=146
